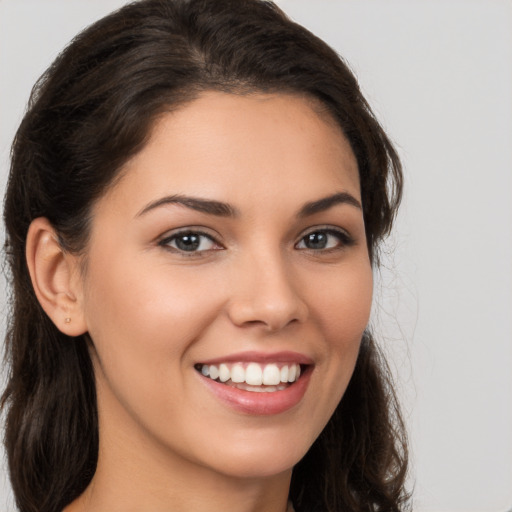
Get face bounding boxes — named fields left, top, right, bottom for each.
left=77, top=91, right=373, bottom=481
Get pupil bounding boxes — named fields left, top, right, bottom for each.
left=306, top=232, right=327, bottom=249
left=176, top=234, right=200, bottom=251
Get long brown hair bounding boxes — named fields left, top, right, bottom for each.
left=2, top=1, right=409, bottom=511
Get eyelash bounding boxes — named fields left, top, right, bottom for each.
left=158, top=227, right=354, bottom=255
left=158, top=230, right=222, bottom=255
left=295, top=227, right=354, bottom=252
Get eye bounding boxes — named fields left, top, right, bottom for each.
left=295, top=228, right=353, bottom=251
left=159, top=230, right=221, bottom=253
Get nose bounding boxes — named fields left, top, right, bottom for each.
left=226, top=251, right=309, bottom=332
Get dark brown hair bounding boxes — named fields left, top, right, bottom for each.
left=2, top=1, right=409, bottom=511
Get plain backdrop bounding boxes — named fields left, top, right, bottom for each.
left=1, top=1, right=511, bottom=511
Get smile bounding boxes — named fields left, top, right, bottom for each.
left=195, top=354, right=313, bottom=415
left=195, top=362, right=302, bottom=392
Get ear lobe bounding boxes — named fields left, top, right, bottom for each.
left=26, top=217, right=88, bottom=336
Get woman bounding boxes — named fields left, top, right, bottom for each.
left=2, top=0, right=409, bottom=511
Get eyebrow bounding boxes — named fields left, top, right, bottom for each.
left=136, top=194, right=239, bottom=218
left=297, top=192, right=362, bottom=217
left=136, top=191, right=361, bottom=219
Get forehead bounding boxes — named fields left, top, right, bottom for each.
left=98, top=91, right=360, bottom=215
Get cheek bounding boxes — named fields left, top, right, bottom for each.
left=300, top=258, right=373, bottom=430
left=311, top=259, right=373, bottom=346
left=81, top=255, right=226, bottom=377
left=88, top=253, right=209, bottom=322
left=81, top=256, right=228, bottom=441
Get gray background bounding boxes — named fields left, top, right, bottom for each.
left=1, top=0, right=511, bottom=510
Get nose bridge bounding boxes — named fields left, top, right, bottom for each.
left=227, top=244, right=308, bottom=331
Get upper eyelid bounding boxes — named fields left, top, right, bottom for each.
left=297, top=225, right=351, bottom=239
left=158, top=227, right=221, bottom=243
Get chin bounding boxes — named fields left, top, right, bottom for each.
left=203, top=431, right=313, bottom=480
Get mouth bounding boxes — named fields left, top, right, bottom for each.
left=194, top=362, right=306, bottom=393
left=195, top=351, right=314, bottom=415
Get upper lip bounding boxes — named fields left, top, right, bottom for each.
left=197, top=351, right=314, bottom=366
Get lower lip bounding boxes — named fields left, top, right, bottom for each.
left=198, top=367, right=312, bottom=415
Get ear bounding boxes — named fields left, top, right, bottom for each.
left=26, top=217, right=88, bottom=336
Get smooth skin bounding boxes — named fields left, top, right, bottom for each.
left=27, top=92, right=373, bottom=512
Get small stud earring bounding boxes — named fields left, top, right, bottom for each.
left=65, top=317, right=71, bottom=324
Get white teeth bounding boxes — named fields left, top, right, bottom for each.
left=209, top=365, right=219, bottom=380
left=245, top=363, right=263, bottom=385
left=219, top=363, right=230, bottom=382
left=280, top=365, right=289, bottom=383
left=231, top=363, right=245, bottom=383
left=236, top=383, right=288, bottom=392
left=198, top=362, right=303, bottom=388
left=262, top=364, right=281, bottom=385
